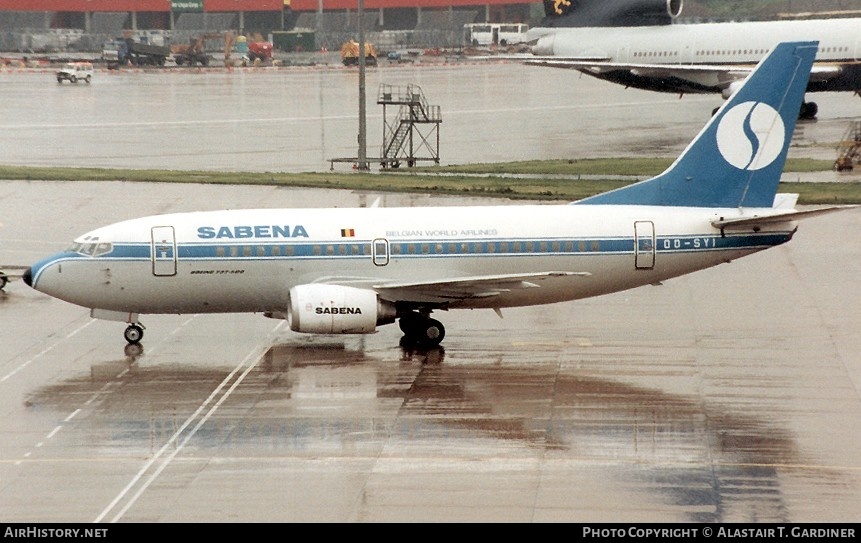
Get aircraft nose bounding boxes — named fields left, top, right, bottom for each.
left=22, top=267, right=32, bottom=287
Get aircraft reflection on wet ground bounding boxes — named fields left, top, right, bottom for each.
left=22, top=336, right=815, bottom=523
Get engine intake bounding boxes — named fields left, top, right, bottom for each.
left=288, top=284, right=396, bottom=334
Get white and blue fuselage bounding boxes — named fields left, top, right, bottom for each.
left=27, top=204, right=793, bottom=314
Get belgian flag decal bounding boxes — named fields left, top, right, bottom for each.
left=341, top=228, right=355, bottom=237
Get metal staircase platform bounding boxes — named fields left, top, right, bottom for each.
left=377, top=84, right=441, bottom=169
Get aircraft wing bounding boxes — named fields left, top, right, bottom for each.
left=370, top=271, right=591, bottom=303
left=524, top=58, right=846, bottom=89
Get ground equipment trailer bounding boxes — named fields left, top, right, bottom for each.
left=102, top=38, right=170, bottom=67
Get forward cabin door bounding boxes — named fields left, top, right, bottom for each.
left=151, top=226, right=177, bottom=276
left=634, top=221, right=655, bottom=270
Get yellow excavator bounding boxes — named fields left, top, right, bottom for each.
left=172, top=32, right=223, bottom=66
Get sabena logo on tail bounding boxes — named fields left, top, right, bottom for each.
left=716, top=102, right=785, bottom=171
left=575, top=41, right=818, bottom=208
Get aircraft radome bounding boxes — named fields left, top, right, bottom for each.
left=21, top=41, right=854, bottom=348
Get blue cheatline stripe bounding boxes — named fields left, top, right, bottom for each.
left=33, top=231, right=792, bottom=273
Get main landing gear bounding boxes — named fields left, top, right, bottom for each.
left=798, top=101, right=818, bottom=120
left=398, top=312, right=445, bottom=347
left=124, top=323, right=145, bottom=344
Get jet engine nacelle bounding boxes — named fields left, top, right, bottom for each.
left=287, top=284, right=396, bottom=334
left=721, top=80, right=745, bottom=100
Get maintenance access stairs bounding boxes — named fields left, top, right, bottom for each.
left=377, top=84, right=441, bottom=169
left=834, top=120, right=861, bottom=172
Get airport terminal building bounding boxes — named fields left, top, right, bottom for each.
left=1, top=0, right=856, bottom=53
left=0, top=0, right=536, bottom=52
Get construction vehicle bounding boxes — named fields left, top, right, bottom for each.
left=246, top=41, right=274, bottom=63
left=172, top=33, right=222, bottom=66
left=341, top=39, right=377, bottom=66
left=102, top=37, right=170, bottom=67
left=239, top=32, right=273, bottom=64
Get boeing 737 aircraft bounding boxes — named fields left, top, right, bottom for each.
left=526, top=0, right=861, bottom=118
left=21, top=41, right=853, bottom=348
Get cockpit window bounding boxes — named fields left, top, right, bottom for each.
left=67, top=239, right=113, bottom=257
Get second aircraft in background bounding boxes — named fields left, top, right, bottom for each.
left=526, top=0, right=861, bottom=118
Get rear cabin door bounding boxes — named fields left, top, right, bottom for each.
left=634, top=221, right=655, bottom=270
left=151, top=226, right=177, bottom=276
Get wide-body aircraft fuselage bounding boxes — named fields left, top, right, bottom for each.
left=529, top=18, right=861, bottom=95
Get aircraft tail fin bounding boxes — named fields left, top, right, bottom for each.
left=540, top=0, right=681, bottom=27
left=576, top=41, right=818, bottom=208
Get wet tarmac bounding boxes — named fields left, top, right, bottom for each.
left=0, top=62, right=860, bottom=523
left=1, top=180, right=860, bottom=522
left=1, top=59, right=860, bottom=178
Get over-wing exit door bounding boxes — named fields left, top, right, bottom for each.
left=151, top=226, right=177, bottom=276
left=634, top=221, right=655, bottom=270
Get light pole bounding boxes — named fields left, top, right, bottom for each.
left=357, top=0, right=369, bottom=170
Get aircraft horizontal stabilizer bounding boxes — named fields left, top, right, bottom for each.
left=373, top=271, right=591, bottom=301
left=711, top=206, right=858, bottom=229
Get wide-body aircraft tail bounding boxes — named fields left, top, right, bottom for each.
left=575, top=41, right=818, bottom=208
left=540, top=0, right=682, bottom=27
